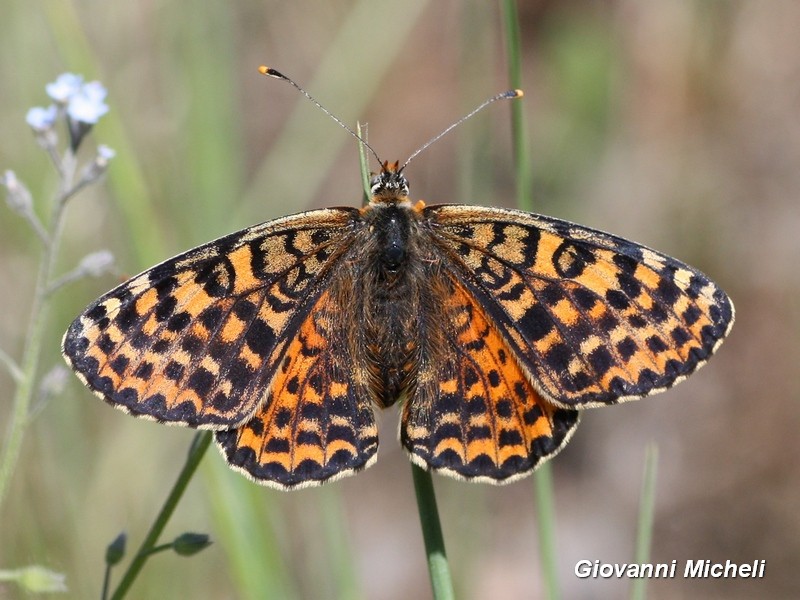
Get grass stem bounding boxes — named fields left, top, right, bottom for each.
left=109, top=431, right=212, bottom=600
left=411, top=465, right=455, bottom=600
left=630, top=444, right=659, bottom=600
left=501, top=2, right=562, bottom=598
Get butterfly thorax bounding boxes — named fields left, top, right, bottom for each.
left=364, top=164, right=419, bottom=277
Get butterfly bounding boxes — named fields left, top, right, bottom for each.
left=62, top=73, right=734, bottom=491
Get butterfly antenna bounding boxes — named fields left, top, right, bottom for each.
left=259, top=66, right=384, bottom=167
left=400, top=89, right=523, bottom=172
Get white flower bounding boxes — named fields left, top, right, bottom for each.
left=97, top=144, right=116, bottom=162
left=78, top=250, right=115, bottom=277
left=67, top=81, right=109, bottom=124
left=25, top=105, right=58, bottom=131
left=45, top=73, right=83, bottom=103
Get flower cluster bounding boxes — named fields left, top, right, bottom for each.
left=2, top=71, right=116, bottom=250
left=26, top=73, right=110, bottom=151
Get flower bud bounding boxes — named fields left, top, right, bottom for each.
left=105, top=532, right=127, bottom=566
left=78, top=250, right=115, bottom=278
left=2, top=170, right=33, bottom=216
left=38, top=366, right=69, bottom=403
left=172, top=532, right=212, bottom=556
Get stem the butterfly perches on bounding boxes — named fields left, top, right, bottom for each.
left=258, top=65, right=522, bottom=174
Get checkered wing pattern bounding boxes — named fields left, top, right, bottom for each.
left=401, top=274, right=580, bottom=483
left=427, top=205, right=734, bottom=409
left=215, top=290, right=378, bottom=489
left=62, top=208, right=358, bottom=429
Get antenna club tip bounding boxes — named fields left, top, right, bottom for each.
left=513, top=89, right=524, bottom=98
left=258, top=65, right=285, bottom=79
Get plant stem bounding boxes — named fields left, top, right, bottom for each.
left=101, top=565, right=112, bottom=600
left=500, top=1, right=562, bottom=598
left=0, top=151, right=75, bottom=509
left=0, top=347, right=23, bottom=382
left=356, top=121, right=371, bottom=204
left=411, top=465, right=455, bottom=600
left=501, top=0, right=533, bottom=213
left=109, top=431, right=212, bottom=600
left=143, top=544, right=175, bottom=556
left=533, top=463, right=560, bottom=600
left=630, top=444, right=659, bottom=600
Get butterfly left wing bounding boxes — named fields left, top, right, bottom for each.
left=401, top=273, right=579, bottom=483
left=62, top=208, right=359, bottom=428
left=426, top=205, right=734, bottom=409
left=215, top=290, right=379, bottom=490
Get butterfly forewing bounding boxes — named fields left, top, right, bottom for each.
left=427, top=204, right=734, bottom=408
left=62, top=208, right=359, bottom=428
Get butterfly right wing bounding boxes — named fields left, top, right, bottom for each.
left=62, top=208, right=360, bottom=429
left=426, top=204, right=734, bottom=409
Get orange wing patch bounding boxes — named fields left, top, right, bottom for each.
left=215, top=291, right=378, bottom=489
left=401, top=276, right=579, bottom=483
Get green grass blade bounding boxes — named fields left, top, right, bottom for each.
left=320, top=487, right=361, bottom=600
left=630, top=444, right=659, bottom=600
left=502, top=0, right=533, bottom=213
left=501, top=1, right=561, bottom=598
left=533, top=463, right=560, bottom=600
left=202, top=458, right=296, bottom=600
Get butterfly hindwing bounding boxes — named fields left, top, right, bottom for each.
left=401, top=273, right=579, bottom=483
left=216, top=291, right=378, bottom=489
left=427, top=204, right=734, bottom=408
left=215, top=290, right=379, bottom=489
left=62, top=208, right=358, bottom=428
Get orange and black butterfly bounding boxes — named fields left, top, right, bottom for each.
left=62, top=70, right=734, bottom=490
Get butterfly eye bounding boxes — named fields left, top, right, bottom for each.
left=369, top=174, right=384, bottom=195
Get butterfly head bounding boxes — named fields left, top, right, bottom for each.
left=369, top=160, right=410, bottom=204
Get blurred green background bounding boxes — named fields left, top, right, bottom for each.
left=1, top=1, right=798, bottom=598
